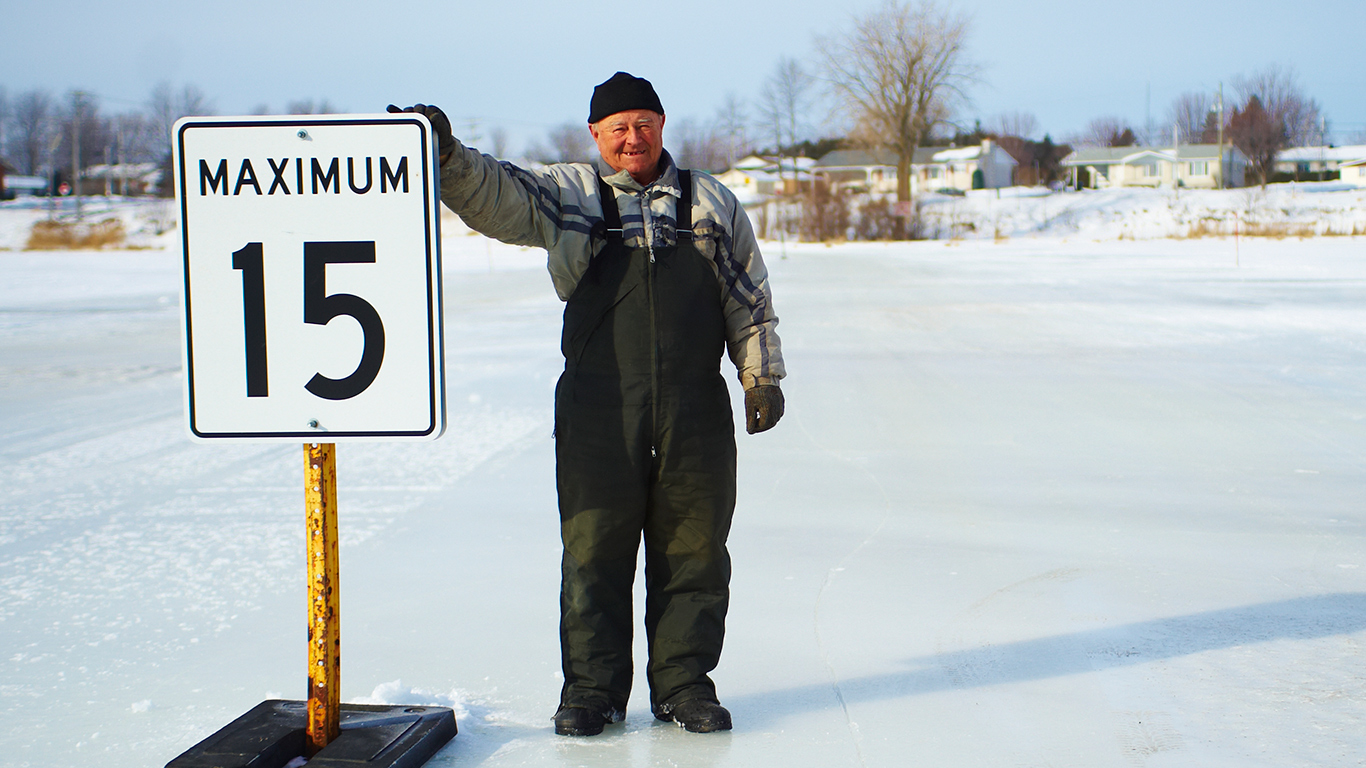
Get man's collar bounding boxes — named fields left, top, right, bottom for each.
left=595, top=151, right=681, bottom=197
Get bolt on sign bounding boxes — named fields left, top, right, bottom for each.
left=174, top=114, right=445, bottom=441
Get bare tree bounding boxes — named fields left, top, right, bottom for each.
left=714, top=92, right=750, bottom=169
left=1167, top=91, right=1212, bottom=144
left=757, top=57, right=815, bottom=158
left=112, top=111, right=159, bottom=163
left=0, top=86, right=8, bottom=164
left=1079, top=116, right=1137, bottom=147
left=11, top=89, right=55, bottom=176
left=1232, top=64, right=1322, bottom=147
left=817, top=0, right=975, bottom=208
left=1228, top=95, right=1285, bottom=188
left=285, top=98, right=338, bottom=115
left=149, top=82, right=214, bottom=149
left=489, top=126, right=509, bottom=159
left=989, top=110, right=1038, bottom=140
left=58, top=90, right=113, bottom=176
left=547, top=121, right=592, bottom=163
left=672, top=118, right=729, bottom=173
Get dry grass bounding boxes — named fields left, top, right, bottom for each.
left=1184, top=218, right=1366, bottom=240
left=26, top=218, right=127, bottom=250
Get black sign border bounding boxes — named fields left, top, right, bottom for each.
left=177, top=116, right=443, bottom=440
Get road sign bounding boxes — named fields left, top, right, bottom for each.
left=174, top=114, right=444, bottom=441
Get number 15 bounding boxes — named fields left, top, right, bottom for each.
left=231, top=241, right=386, bottom=401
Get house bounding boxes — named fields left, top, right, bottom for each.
left=714, top=167, right=782, bottom=204
left=811, top=140, right=1017, bottom=195
left=1274, top=145, right=1366, bottom=179
left=1339, top=158, right=1366, bottom=188
left=1061, top=144, right=1247, bottom=189
left=717, top=155, right=816, bottom=199
left=80, top=162, right=162, bottom=196
left=0, top=158, right=48, bottom=198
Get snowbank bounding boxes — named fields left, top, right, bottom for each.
left=915, top=183, right=1366, bottom=241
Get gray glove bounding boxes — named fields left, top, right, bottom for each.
left=387, top=103, right=455, bottom=160
left=744, top=385, right=784, bottom=434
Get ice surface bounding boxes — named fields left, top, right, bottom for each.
left=1, top=200, right=1364, bottom=766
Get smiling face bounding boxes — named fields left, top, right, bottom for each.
left=589, top=109, right=666, bottom=185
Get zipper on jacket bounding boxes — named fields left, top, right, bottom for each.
left=641, top=190, right=660, bottom=461
left=639, top=191, right=656, bottom=263
left=646, top=227, right=659, bottom=463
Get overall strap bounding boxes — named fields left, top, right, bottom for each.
left=595, top=175, right=624, bottom=239
left=676, top=169, right=693, bottom=240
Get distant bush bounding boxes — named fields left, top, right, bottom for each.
left=1266, top=170, right=1340, bottom=185
left=26, top=218, right=126, bottom=250
left=853, top=197, right=896, bottom=240
left=800, top=181, right=850, bottom=242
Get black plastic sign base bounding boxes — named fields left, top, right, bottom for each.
left=166, top=699, right=457, bottom=768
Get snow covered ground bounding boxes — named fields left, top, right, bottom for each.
left=1, top=197, right=1365, bottom=766
left=917, top=181, right=1366, bottom=240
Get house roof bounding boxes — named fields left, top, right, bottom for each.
left=933, top=146, right=982, bottom=162
left=1278, top=145, right=1366, bottom=163
left=733, top=154, right=774, bottom=170
left=732, top=155, right=817, bottom=172
left=813, top=147, right=942, bottom=169
left=1063, top=144, right=1243, bottom=166
left=717, top=168, right=783, bottom=184
left=81, top=162, right=160, bottom=179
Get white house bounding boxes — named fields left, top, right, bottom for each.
left=1338, top=158, right=1366, bottom=188
left=80, top=162, right=162, bottom=196
left=810, top=140, right=1018, bottom=195
left=714, top=167, right=781, bottom=204
left=717, top=155, right=816, bottom=200
left=1061, top=144, right=1247, bottom=189
left=1274, top=145, right=1366, bottom=179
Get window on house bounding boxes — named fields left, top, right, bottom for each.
left=1188, top=161, right=1208, bottom=176
left=927, top=167, right=941, bottom=179
left=1141, top=163, right=1160, bottom=177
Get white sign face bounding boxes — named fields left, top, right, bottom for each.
left=174, top=114, right=444, bottom=441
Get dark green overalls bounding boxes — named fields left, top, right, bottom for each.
left=555, top=170, right=738, bottom=715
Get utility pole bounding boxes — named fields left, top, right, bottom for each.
left=71, top=91, right=83, bottom=222
left=1319, top=116, right=1326, bottom=182
left=1172, top=123, right=1180, bottom=199
left=1216, top=83, right=1225, bottom=190
left=46, top=131, right=62, bottom=220
left=116, top=121, right=127, bottom=197
left=1145, top=82, right=1152, bottom=145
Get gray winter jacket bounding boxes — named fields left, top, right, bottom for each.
left=439, top=143, right=784, bottom=389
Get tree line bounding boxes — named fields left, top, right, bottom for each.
left=0, top=83, right=345, bottom=195
left=0, top=83, right=213, bottom=192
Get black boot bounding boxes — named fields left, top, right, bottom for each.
left=655, top=698, right=732, bottom=733
left=553, top=704, right=624, bottom=736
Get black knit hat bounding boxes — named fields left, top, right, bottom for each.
left=587, top=72, right=664, bottom=124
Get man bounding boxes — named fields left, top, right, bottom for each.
left=391, top=71, right=784, bottom=736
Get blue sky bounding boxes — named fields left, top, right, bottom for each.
left=6, top=0, right=1364, bottom=153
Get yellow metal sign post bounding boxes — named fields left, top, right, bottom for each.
left=305, top=443, right=342, bottom=753
left=167, top=438, right=457, bottom=767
